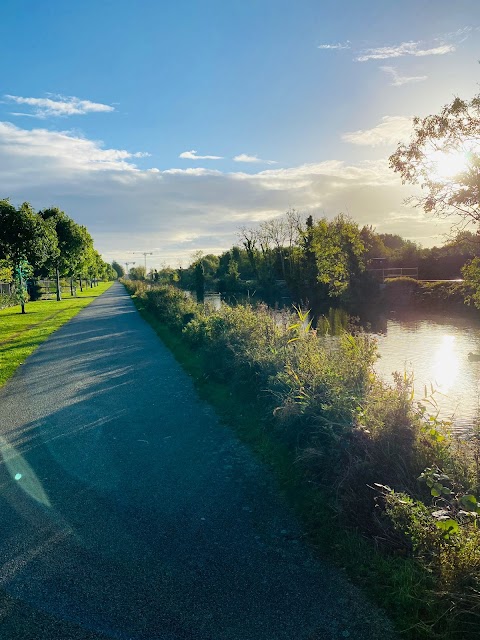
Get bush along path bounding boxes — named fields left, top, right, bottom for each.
left=124, top=280, right=480, bottom=640
left=0, top=281, right=396, bottom=640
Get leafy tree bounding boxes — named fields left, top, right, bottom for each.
left=194, top=261, right=205, bottom=301
left=87, top=250, right=104, bottom=286
left=0, top=260, right=13, bottom=282
left=112, top=261, right=125, bottom=278
left=360, top=226, right=389, bottom=262
left=201, top=254, right=220, bottom=286
left=129, top=265, right=146, bottom=280
left=378, top=233, right=407, bottom=252
left=40, top=207, right=93, bottom=300
left=0, top=200, right=58, bottom=312
left=389, top=93, right=480, bottom=227
left=312, top=215, right=366, bottom=298
left=226, top=259, right=240, bottom=289
left=462, top=257, right=480, bottom=309
left=155, top=266, right=179, bottom=284
left=442, top=230, right=480, bottom=256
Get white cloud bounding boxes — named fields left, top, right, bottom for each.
left=4, top=94, right=114, bottom=118
left=342, top=116, right=413, bottom=146
left=0, top=121, right=147, bottom=174
left=0, top=119, right=438, bottom=266
left=233, top=153, right=277, bottom=164
left=179, top=149, right=223, bottom=160
left=317, top=41, right=350, bottom=50
left=380, top=66, right=428, bottom=86
left=356, top=41, right=455, bottom=62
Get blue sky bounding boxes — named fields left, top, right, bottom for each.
left=1, top=0, right=479, bottom=266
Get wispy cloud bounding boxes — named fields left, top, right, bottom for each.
left=356, top=41, right=455, bottom=62
left=342, top=116, right=413, bottom=146
left=317, top=41, right=350, bottom=50
left=4, top=94, right=114, bottom=118
left=233, top=153, right=277, bottom=165
left=380, top=66, right=428, bottom=86
left=179, top=149, right=223, bottom=160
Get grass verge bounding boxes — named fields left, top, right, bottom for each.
left=0, top=282, right=113, bottom=387
left=129, top=288, right=432, bottom=638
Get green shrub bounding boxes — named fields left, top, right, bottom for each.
left=144, top=286, right=199, bottom=330
left=414, top=281, right=467, bottom=310
left=384, top=276, right=420, bottom=287
left=0, top=291, right=16, bottom=310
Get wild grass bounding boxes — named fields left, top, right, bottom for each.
left=0, top=281, right=112, bottom=387
left=124, top=280, right=480, bottom=638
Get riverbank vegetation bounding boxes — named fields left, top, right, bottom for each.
left=124, top=278, right=480, bottom=638
left=147, top=214, right=480, bottom=319
left=0, top=198, right=116, bottom=313
left=0, top=282, right=112, bottom=387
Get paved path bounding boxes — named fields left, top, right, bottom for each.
left=0, top=283, right=397, bottom=640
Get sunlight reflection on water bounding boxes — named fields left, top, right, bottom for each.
left=374, top=317, right=480, bottom=433
left=432, top=335, right=459, bottom=395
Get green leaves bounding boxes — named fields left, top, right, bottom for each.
left=435, top=518, right=459, bottom=539
left=460, top=494, right=480, bottom=513
left=310, top=215, right=366, bottom=298
left=418, top=465, right=480, bottom=539
left=0, top=199, right=58, bottom=270
left=418, top=468, right=452, bottom=497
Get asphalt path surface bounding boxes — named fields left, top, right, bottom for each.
left=0, top=283, right=397, bottom=640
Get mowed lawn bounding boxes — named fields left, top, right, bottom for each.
left=0, top=282, right=113, bottom=387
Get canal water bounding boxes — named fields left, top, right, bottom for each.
left=189, top=291, right=480, bottom=430
left=373, top=313, right=480, bottom=432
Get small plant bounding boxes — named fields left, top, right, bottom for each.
left=287, top=306, right=312, bottom=343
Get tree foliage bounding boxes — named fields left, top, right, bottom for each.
left=0, top=198, right=111, bottom=310
left=462, top=257, right=480, bottom=309
left=0, top=200, right=58, bottom=270
left=112, top=261, right=125, bottom=278
left=389, top=93, right=480, bottom=225
left=312, top=215, right=366, bottom=297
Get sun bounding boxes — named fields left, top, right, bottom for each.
left=426, top=148, right=469, bottom=181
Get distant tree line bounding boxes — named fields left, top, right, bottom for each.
left=0, top=198, right=116, bottom=313
left=144, top=212, right=480, bottom=313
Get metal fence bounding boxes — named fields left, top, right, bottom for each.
left=0, top=282, right=12, bottom=296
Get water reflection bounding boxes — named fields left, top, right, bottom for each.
left=432, top=335, right=459, bottom=395
left=374, top=315, right=480, bottom=431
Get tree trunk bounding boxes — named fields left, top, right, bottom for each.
left=70, top=277, right=74, bottom=297
left=79, top=276, right=83, bottom=292
left=56, top=267, right=61, bottom=301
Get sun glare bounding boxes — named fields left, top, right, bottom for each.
left=426, top=149, right=469, bottom=181
left=431, top=334, right=459, bottom=394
